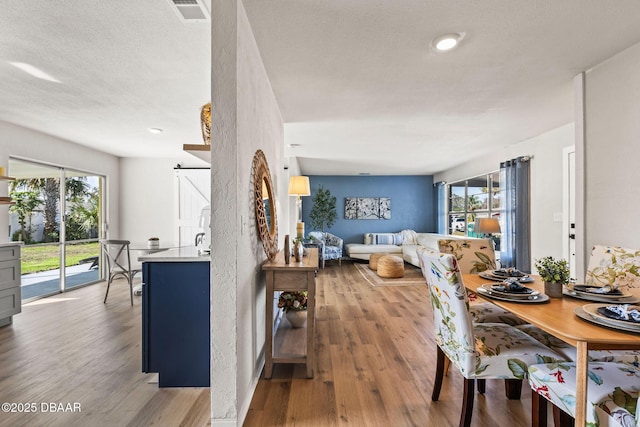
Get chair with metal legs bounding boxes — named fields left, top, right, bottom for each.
left=100, top=239, right=141, bottom=305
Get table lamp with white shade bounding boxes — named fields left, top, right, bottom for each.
left=288, top=176, right=310, bottom=239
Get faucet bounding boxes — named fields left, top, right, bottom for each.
left=195, top=232, right=205, bottom=247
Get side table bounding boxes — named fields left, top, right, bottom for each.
left=262, top=248, right=318, bottom=379
left=303, top=241, right=322, bottom=264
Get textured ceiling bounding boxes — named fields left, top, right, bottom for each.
left=244, top=0, right=640, bottom=174
left=0, top=0, right=211, bottom=164
left=2, top=1, right=640, bottom=174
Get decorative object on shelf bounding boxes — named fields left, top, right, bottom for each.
left=252, top=150, right=278, bottom=260
left=148, top=237, right=160, bottom=249
left=344, top=197, right=391, bottom=220
left=0, top=166, right=5, bottom=177
left=284, top=234, right=290, bottom=264
left=535, top=256, right=570, bottom=298
left=288, top=176, right=311, bottom=239
left=293, top=238, right=303, bottom=262
left=286, top=310, right=307, bottom=328
left=200, top=102, right=211, bottom=145
left=278, top=291, right=308, bottom=328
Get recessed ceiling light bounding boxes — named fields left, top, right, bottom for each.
left=432, top=33, right=464, bottom=52
left=9, top=62, right=61, bottom=83
left=148, top=128, right=163, bottom=134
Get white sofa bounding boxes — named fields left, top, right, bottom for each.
left=345, top=231, right=471, bottom=267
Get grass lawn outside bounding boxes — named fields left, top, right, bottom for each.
left=20, top=241, right=100, bottom=275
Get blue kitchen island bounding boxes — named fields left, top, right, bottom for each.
left=139, top=247, right=210, bottom=387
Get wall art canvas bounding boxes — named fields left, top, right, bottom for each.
left=345, top=197, right=358, bottom=219
left=378, top=197, right=391, bottom=219
left=345, top=197, right=391, bottom=220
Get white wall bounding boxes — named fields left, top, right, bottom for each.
left=583, top=42, right=640, bottom=257
left=435, top=123, right=575, bottom=269
left=119, top=158, right=181, bottom=245
left=0, top=121, right=120, bottom=243
left=210, top=1, right=284, bottom=424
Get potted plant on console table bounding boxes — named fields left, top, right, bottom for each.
left=278, top=291, right=308, bottom=328
left=534, top=256, right=570, bottom=298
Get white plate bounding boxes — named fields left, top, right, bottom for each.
left=563, top=289, right=640, bottom=304
left=476, top=286, right=549, bottom=303
left=479, top=272, right=534, bottom=283
left=582, top=303, right=640, bottom=331
left=480, top=284, right=539, bottom=300
left=575, top=306, right=640, bottom=334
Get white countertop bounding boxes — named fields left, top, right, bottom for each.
left=138, top=246, right=210, bottom=262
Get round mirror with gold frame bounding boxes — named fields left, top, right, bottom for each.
left=252, top=150, right=278, bottom=260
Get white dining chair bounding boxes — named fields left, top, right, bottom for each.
left=100, top=239, right=141, bottom=305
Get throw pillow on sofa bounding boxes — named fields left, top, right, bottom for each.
left=400, top=229, right=418, bottom=245
left=369, top=232, right=403, bottom=245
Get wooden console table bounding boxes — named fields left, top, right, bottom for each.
left=262, top=248, right=318, bottom=379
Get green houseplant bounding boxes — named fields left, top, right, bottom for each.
left=534, top=256, right=570, bottom=298
left=309, top=185, right=337, bottom=232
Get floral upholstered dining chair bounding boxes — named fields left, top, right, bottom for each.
left=417, top=248, right=566, bottom=427
left=437, top=238, right=526, bottom=326
left=528, top=361, right=640, bottom=427
left=585, top=245, right=640, bottom=290
left=438, top=238, right=497, bottom=274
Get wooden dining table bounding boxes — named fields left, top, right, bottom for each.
left=463, top=273, right=640, bottom=427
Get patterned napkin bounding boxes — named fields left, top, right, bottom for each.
left=603, top=304, right=640, bottom=322
left=491, top=278, right=533, bottom=294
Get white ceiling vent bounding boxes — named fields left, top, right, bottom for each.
left=167, top=0, right=210, bottom=22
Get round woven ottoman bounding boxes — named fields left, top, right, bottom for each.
left=369, top=253, right=388, bottom=270
left=377, top=255, right=405, bottom=278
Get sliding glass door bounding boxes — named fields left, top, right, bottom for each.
left=63, top=169, right=102, bottom=290
left=8, top=159, right=104, bottom=300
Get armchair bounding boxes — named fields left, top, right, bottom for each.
left=307, top=231, right=343, bottom=268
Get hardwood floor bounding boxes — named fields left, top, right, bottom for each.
left=0, top=262, right=552, bottom=427
left=246, top=261, right=552, bottom=427
left=0, top=279, right=210, bottom=427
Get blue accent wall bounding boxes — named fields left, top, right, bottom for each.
left=301, top=175, right=436, bottom=244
